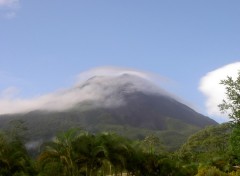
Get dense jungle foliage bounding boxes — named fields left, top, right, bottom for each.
left=1, top=122, right=240, bottom=176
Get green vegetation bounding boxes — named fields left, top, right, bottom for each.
left=0, top=91, right=216, bottom=152
left=218, top=70, right=240, bottom=165
left=0, top=122, right=240, bottom=176
left=0, top=114, right=202, bottom=152
left=178, top=123, right=231, bottom=164
left=0, top=127, right=191, bottom=176
left=0, top=121, right=36, bottom=176
left=218, top=71, right=240, bottom=123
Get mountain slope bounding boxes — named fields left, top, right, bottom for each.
left=0, top=74, right=217, bottom=150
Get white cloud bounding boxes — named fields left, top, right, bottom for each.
left=0, top=0, right=19, bottom=19
left=0, top=0, right=19, bottom=8
left=76, top=66, right=154, bottom=84
left=199, top=62, right=240, bottom=122
left=0, top=67, right=170, bottom=115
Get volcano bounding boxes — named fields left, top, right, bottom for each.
left=0, top=73, right=217, bottom=150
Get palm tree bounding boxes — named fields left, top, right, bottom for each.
left=142, top=134, right=163, bottom=155
left=72, top=133, right=106, bottom=176
left=38, top=128, right=81, bottom=176
left=38, top=129, right=135, bottom=176
left=99, top=133, right=131, bottom=175
left=0, top=132, right=34, bottom=176
left=73, top=132, right=132, bottom=176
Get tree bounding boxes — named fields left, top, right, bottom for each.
left=72, top=133, right=106, bottom=176
left=218, top=71, right=240, bottom=164
left=0, top=122, right=36, bottom=176
left=38, top=128, right=81, bottom=176
left=99, top=133, right=131, bottom=175
left=177, top=124, right=231, bottom=171
left=141, top=134, right=164, bottom=155
left=218, top=71, right=240, bottom=124
left=39, top=129, right=133, bottom=176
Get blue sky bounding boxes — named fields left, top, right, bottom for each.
left=0, top=0, right=240, bottom=122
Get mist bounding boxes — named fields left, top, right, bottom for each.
left=0, top=67, right=171, bottom=115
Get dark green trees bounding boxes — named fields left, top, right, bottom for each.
left=38, top=129, right=190, bottom=176
left=38, top=130, right=132, bottom=176
left=0, top=124, right=197, bottom=176
left=0, top=121, right=35, bottom=176
left=178, top=123, right=231, bottom=171
left=72, top=133, right=106, bottom=176
left=38, top=129, right=81, bottom=176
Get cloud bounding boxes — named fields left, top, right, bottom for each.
left=76, top=66, right=156, bottom=84
left=0, top=86, right=19, bottom=99
left=0, top=0, right=19, bottom=8
left=0, top=0, right=19, bottom=19
left=0, top=67, right=170, bottom=115
left=199, top=62, right=240, bottom=122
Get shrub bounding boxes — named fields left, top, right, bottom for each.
left=228, top=170, right=240, bottom=176
left=196, top=166, right=227, bottom=176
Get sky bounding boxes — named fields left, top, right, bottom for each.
left=0, top=0, right=240, bottom=123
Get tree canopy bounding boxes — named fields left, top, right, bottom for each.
left=218, top=71, right=240, bottom=124
left=218, top=70, right=240, bottom=165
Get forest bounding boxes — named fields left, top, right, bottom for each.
left=0, top=122, right=239, bottom=176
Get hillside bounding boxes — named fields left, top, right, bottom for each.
left=0, top=74, right=217, bottom=150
